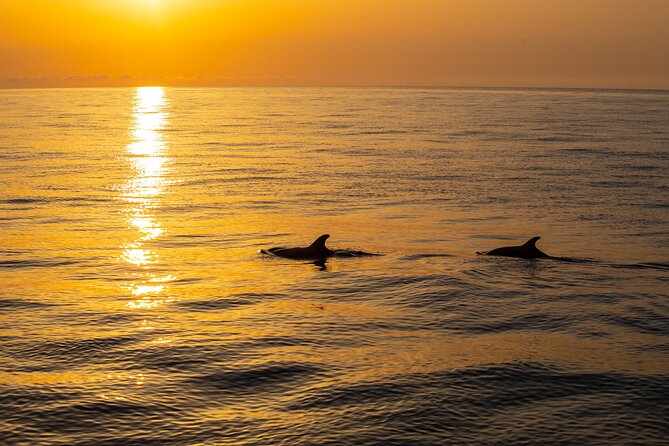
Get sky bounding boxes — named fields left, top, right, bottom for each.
left=1, top=0, right=668, bottom=89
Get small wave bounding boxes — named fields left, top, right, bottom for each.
left=0, top=258, right=81, bottom=269
left=401, top=253, right=455, bottom=260
left=535, top=135, right=580, bottom=142
left=0, top=298, right=54, bottom=310
left=187, top=362, right=322, bottom=393
left=131, top=344, right=236, bottom=372
left=202, top=141, right=267, bottom=147
left=332, top=249, right=382, bottom=258
left=5, top=335, right=141, bottom=372
left=28, top=399, right=150, bottom=419
left=7, top=397, right=171, bottom=440
left=429, top=361, right=667, bottom=404
left=557, top=147, right=604, bottom=153
left=444, top=312, right=581, bottom=335
left=1, top=196, right=109, bottom=205
left=635, top=343, right=669, bottom=354
left=318, top=113, right=354, bottom=118
left=611, top=262, right=669, bottom=271
left=548, top=256, right=597, bottom=263
left=287, top=380, right=412, bottom=410
left=348, top=130, right=409, bottom=136
left=590, top=180, right=638, bottom=188
left=596, top=310, right=669, bottom=336
left=323, top=123, right=352, bottom=129
left=175, top=296, right=257, bottom=311
left=2, top=198, right=48, bottom=205
left=641, top=203, right=669, bottom=209
left=447, top=130, right=487, bottom=137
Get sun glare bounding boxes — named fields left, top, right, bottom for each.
left=120, top=86, right=173, bottom=310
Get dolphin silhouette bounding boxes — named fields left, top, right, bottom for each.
left=479, top=236, right=549, bottom=259
left=265, top=234, right=334, bottom=260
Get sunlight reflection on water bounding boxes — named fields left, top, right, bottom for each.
left=122, top=87, right=174, bottom=310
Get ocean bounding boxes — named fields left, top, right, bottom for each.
left=1, top=86, right=668, bottom=445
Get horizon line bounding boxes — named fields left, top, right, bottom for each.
left=1, top=84, right=668, bottom=94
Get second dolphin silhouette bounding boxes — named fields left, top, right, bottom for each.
left=479, top=236, right=549, bottom=259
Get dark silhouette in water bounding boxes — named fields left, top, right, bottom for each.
left=265, top=234, right=334, bottom=260
left=478, top=236, right=549, bottom=259
left=262, top=234, right=378, bottom=261
left=312, top=258, right=328, bottom=271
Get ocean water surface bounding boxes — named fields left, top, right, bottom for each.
left=0, top=86, right=668, bottom=445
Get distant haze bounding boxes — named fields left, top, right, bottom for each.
left=1, top=0, right=668, bottom=89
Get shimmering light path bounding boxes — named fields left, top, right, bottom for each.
left=122, top=87, right=174, bottom=311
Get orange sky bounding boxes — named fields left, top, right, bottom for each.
left=1, top=0, right=668, bottom=89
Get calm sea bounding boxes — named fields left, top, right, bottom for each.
left=1, top=87, right=668, bottom=445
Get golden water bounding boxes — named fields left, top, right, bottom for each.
left=1, top=87, right=668, bottom=444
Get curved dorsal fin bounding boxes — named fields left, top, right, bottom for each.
left=522, top=236, right=541, bottom=248
left=309, top=234, right=330, bottom=249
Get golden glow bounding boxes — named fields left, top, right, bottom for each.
left=126, top=298, right=169, bottom=310
left=129, top=216, right=163, bottom=240
left=1, top=0, right=667, bottom=88
left=120, top=246, right=154, bottom=266
left=131, top=285, right=165, bottom=296
left=121, top=86, right=174, bottom=310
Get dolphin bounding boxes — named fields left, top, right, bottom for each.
left=264, top=234, right=334, bottom=260
left=479, top=236, right=549, bottom=259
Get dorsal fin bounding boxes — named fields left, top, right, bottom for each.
left=522, top=236, right=541, bottom=248
left=309, top=234, right=330, bottom=249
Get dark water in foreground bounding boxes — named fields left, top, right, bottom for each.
left=1, top=87, right=668, bottom=445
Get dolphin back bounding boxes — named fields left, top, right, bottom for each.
left=264, top=234, right=333, bottom=260
left=483, top=236, right=548, bottom=259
